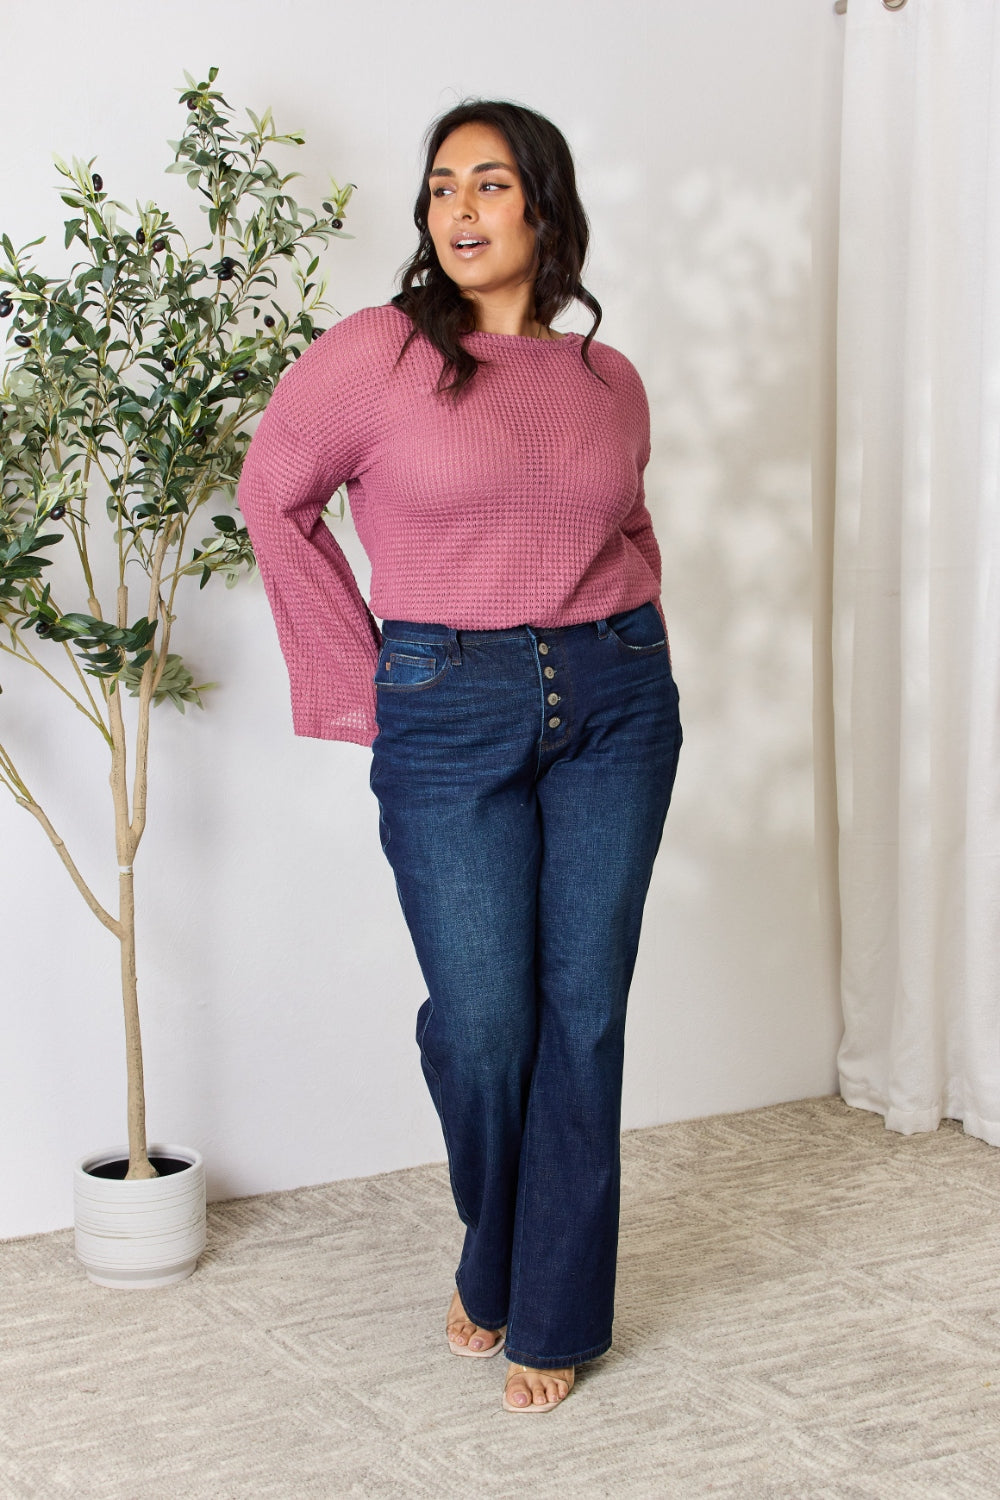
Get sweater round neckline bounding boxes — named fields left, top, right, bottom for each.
left=464, top=328, right=581, bottom=346
left=380, top=304, right=583, bottom=348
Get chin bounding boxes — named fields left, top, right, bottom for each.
left=449, top=273, right=492, bottom=297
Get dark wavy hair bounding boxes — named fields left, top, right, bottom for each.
left=391, top=99, right=604, bottom=396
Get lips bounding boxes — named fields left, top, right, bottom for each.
left=451, top=234, right=490, bottom=259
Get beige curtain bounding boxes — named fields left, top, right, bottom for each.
left=833, top=0, right=1000, bottom=1143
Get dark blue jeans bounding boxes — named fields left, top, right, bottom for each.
left=369, top=602, right=682, bottom=1368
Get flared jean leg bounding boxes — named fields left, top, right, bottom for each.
left=394, top=792, right=540, bottom=1331
left=370, top=629, right=543, bottom=1331
left=502, top=724, right=679, bottom=1367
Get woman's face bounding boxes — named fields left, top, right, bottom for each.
left=426, top=122, right=538, bottom=306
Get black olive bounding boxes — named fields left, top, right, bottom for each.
left=162, top=357, right=175, bottom=372
left=331, top=219, right=343, bottom=230
left=92, top=173, right=103, bottom=192
left=311, top=328, right=324, bottom=340
left=35, top=620, right=51, bottom=636
left=220, top=256, right=235, bottom=268
left=137, top=451, right=151, bottom=461
left=136, top=228, right=146, bottom=245
left=188, top=98, right=199, bottom=110
left=263, top=315, right=275, bottom=328
left=50, top=504, right=66, bottom=519
left=14, top=334, right=31, bottom=347
left=0, top=300, right=13, bottom=318
left=152, top=238, right=167, bottom=253
left=217, top=267, right=234, bottom=281
left=193, top=426, right=207, bottom=439
left=231, top=369, right=250, bottom=383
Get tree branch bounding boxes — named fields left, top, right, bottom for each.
left=0, top=743, right=119, bottom=935
left=0, top=637, right=111, bottom=742
left=129, top=518, right=180, bottom=847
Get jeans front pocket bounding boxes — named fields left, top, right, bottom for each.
left=375, top=641, right=451, bottom=691
left=605, top=601, right=667, bottom=656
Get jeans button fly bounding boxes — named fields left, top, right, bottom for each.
left=544, top=666, right=555, bottom=679
left=548, top=716, right=561, bottom=729
left=547, top=693, right=560, bottom=706
left=538, top=643, right=549, bottom=655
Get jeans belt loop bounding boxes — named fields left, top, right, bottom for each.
left=447, top=631, right=463, bottom=666
left=595, top=619, right=609, bottom=639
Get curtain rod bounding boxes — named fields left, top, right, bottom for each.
left=835, top=0, right=909, bottom=12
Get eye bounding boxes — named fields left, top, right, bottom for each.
left=430, top=184, right=454, bottom=197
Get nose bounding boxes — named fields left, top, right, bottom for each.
left=451, top=182, right=477, bottom=221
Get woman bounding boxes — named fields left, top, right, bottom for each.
left=238, top=99, right=682, bottom=1414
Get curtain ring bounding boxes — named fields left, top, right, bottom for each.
left=883, top=0, right=908, bottom=10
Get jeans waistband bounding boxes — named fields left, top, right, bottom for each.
left=380, top=617, right=620, bottom=646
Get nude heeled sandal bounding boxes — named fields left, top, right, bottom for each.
left=446, top=1289, right=506, bottom=1358
left=446, top=1318, right=507, bottom=1358
left=447, top=1326, right=507, bottom=1358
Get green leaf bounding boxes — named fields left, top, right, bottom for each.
left=56, top=611, right=106, bottom=632
left=122, top=649, right=214, bottom=710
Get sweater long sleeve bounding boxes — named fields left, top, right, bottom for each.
left=237, top=303, right=662, bottom=747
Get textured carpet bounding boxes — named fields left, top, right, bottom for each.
left=1, top=1097, right=999, bottom=1499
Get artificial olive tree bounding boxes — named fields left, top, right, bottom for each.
left=0, top=68, right=352, bottom=1179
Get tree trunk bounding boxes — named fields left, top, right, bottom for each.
left=109, top=583, right=157, bottom=1182
left=119, top=866, right=156, bottom=1180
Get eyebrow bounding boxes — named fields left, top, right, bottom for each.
left=428, top=160, right=515, bottom=178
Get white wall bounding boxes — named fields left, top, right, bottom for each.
left=0, top=0, right=845, bottom=1237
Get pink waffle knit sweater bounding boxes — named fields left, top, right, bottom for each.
left=237, top=303, right=661, bottom=746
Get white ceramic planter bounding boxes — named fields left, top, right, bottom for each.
left=74, top=1143, right=206, bottom=1289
